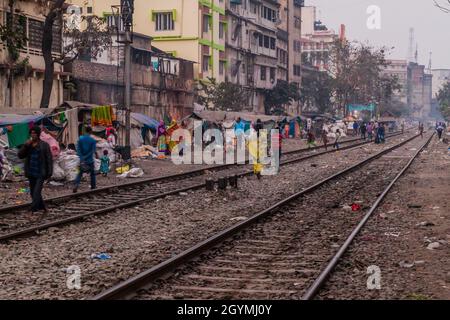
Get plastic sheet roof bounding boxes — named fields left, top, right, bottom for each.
left=0, top=113, right=46, bottom=126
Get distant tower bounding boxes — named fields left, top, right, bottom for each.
left=408, top=27, right=415, bottom=62
left=427, top=51, right=432, bottom=72
left=415, top=44, right=418, bottom=63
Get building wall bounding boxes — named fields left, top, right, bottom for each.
left=69, top=0, right=225, bottom=81
left=0, top=0, right=64, bottom=109
left=383, top=59, right=408, bottom=104
left=407, top=62, right=432, bottom=119
left=431, top=69, right=450, bottom=98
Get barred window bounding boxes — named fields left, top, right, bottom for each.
left=155, top=12, right=174, bottom=31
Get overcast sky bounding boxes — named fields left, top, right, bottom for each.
left=307, top=0, right=450, bottom=69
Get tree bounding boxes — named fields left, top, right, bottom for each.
left=436, top=82, right=450, bottom=121
left=301, top=72, right=332, bottom=113
left=434, top=0, right=450, bottom=12
left=39, top=1, right=112, bottom=108
left=196, top=78, right=248, bottom=111
left=264, top=80, right=300, bottom=115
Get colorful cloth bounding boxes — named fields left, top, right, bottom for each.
left=157, top=135, right=168, bottom=154
left=91, top=106, right=115, bottom=127
left=7, top=123, right=30, bottom=148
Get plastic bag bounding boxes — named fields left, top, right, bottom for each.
left=117, top=167, right=144, bottom=178
left=52, top=162, right=65, bottom=181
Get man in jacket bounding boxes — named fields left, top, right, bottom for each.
left=73, top=126, right=97, bottom=193
left=18, top=126, right=53, bottom=213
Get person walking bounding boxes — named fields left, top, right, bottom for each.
left=419, top=122, right=424, bottom=139
left=322, top=129, right=329, bottom=151
left=99, top=149, right=110, bottom=177
left=378, top=123, right=386, bottom=143
left=73, top=126, right=97, bottom=193
left=401, top=122, right=405, bottom=134
left=367, top=122, right=373, bottom=141
left=333, top=129, right=341, bottom=150
left=437, top=122, right=444, bottom=140
left=307, top=130, right=316, bottom=148
left=18, top=126, right=53, bottom=213
left=360, top=122, right=367, bottom=140
left=353, top=121, right=359, bottom=136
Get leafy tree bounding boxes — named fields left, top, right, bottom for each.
left=264, top=80, right=300, bottom=115
left=196, top=77, right=248, bottom=111
left=437, top=82, right=450, bottom=121
left=301, top=72, right=332, bottom=113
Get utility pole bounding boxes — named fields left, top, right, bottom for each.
left=121, top=0, right=134, bottom=161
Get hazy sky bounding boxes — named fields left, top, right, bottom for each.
left=307, top=0, right=450, bottom=69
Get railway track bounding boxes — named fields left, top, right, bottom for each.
left=0, top=131, right=408, bottom=242
left=90, top=132, right=432, bottom=300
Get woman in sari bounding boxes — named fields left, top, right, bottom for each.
left=156, top=121, right=168, bottom=154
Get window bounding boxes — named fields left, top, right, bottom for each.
left=203, top=15, right=210, bottom=33
left=219, top=61, right=226, bottom=75
left=294, top=16, right=301, bottom=29
left=242, top=64, right=246, bottom=73
left=264, top=35, right=270, bottom=48
left=202, top=55, right=210, bottom=72
left=293, top=40, right=301, bottom=52
left=270, top=68, right=276, bottom=81
left=106, top=15, right=124, bottom=31
left=258, top=33, right=263, bottom=47
left=155, top=12, right=175, bottom=31
left=270, top=37, right=276, bottom=50
left=261, top=6, right=276, bottom=22
left=219, top=22, right=225, bottom=39
left=260, top=66, right=266, bottom=81
left=87, top=6, right=93, bottom=14
left=293, top=65, right=301, bottom=76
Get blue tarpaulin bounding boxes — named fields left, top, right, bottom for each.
left=131, top=113, right=159, bottom=132
left=0, top=114, right=45, bottom=127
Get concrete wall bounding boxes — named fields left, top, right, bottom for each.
left=0, top=0, right=64, bottom=109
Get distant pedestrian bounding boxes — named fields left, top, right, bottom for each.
left=307, top=130, right=316, bottom=148
left=73, top=126, right=97, bottom=193
left=378, top=123, right=386, bottom=143
left=360, top=122, right=367, bottom=140
left=333, top=129, right=341, bottom=149
left=322, top=129, right=329, bottom=150
left=367, top=122, right=373, bottom=141
left=353, top=121, right=359, bottom=136
left=401, top=122, right=405, bottom=134
left=17, top=126, right=53, bottom=213
left=419, top=123, right=424, bottom=138
left=100, top=150, right=110, bottom=177
left=437, top=123, right=444, bottom=140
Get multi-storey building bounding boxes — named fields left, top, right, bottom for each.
left=382, top=59, right=408, bottom=104
left=0, top=0, right=66, bottom=108
left=69, top=0, right=226, bottom=82
left=431, top=69, right=450, bottom=98
left=407, top=62, right=432, bottom=119
left=226, top=0, right=280, bottom=112
left=300, top=6, right=337, bottom=72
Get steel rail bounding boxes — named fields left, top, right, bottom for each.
left=301, top=132, right=435, bottom=300
left=0, top=131, right=406, bottom=215
left=0, top=132, right=411, bottom=242
left=90, top=133, right=422, bottom=300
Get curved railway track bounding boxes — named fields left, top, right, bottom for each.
left=0, top=131, right=409, bottom=242
left=90, top=132, right=433, bottom=300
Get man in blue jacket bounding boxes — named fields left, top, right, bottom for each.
left=73, top=126, right=97, bottom=193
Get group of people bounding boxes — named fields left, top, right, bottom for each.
left=435, top=122, right=447, bottom=140
left=16, top=125, right=114, bottom=214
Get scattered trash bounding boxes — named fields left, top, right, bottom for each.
left=342, top=205, right=352, bottom=211
left=230, top=216, right=247, bottom=221
left=117, top=167, right=144, bottom=178
left=49, top=181, right=64, bottom=187
left=385, top=232, right=401, bottom=237
left=408, top=204, right=422, bottom=209
left=399, top=261, right=415, bottom=268
left=116, top=164, right=131, bottom=174
left=351, top=203, right=362, bottom=211
left=379, top=213, right=387, bottom=219
left=91, top=253, right=111, bottom=260
left=416, top=221, right=435, bottom=227
left=427, top=242, right=441, bottom=250
left=18, top=187, right=29, bottom=194
left=414, top=260, right=425, bottom=265
left=179, top=192, right=188, bottom=196
left=432, top=206, right=440, bottom=210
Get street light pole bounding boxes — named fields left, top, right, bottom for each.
left=121, top=0, right=134, bottom=161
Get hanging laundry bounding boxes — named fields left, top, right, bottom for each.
left=63, top=108, right=79, bottom=146
left=7, top=123, right=30, bottom=148
left=91, top=106, right=114, bottom=127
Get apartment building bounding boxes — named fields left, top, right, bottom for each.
left=382, top=59, right=408, bottom=104
left=69, top=0, right=225, bottom=82
left=226, top=0, right=280, bottom=112
left=0, top=0, right=66, bottom=108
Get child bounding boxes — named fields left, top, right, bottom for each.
left=322, top=129, right=329, bottom=151
left=100, top=149, right=110, bottom=177
left=333, top=129, right=341, bottom=150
